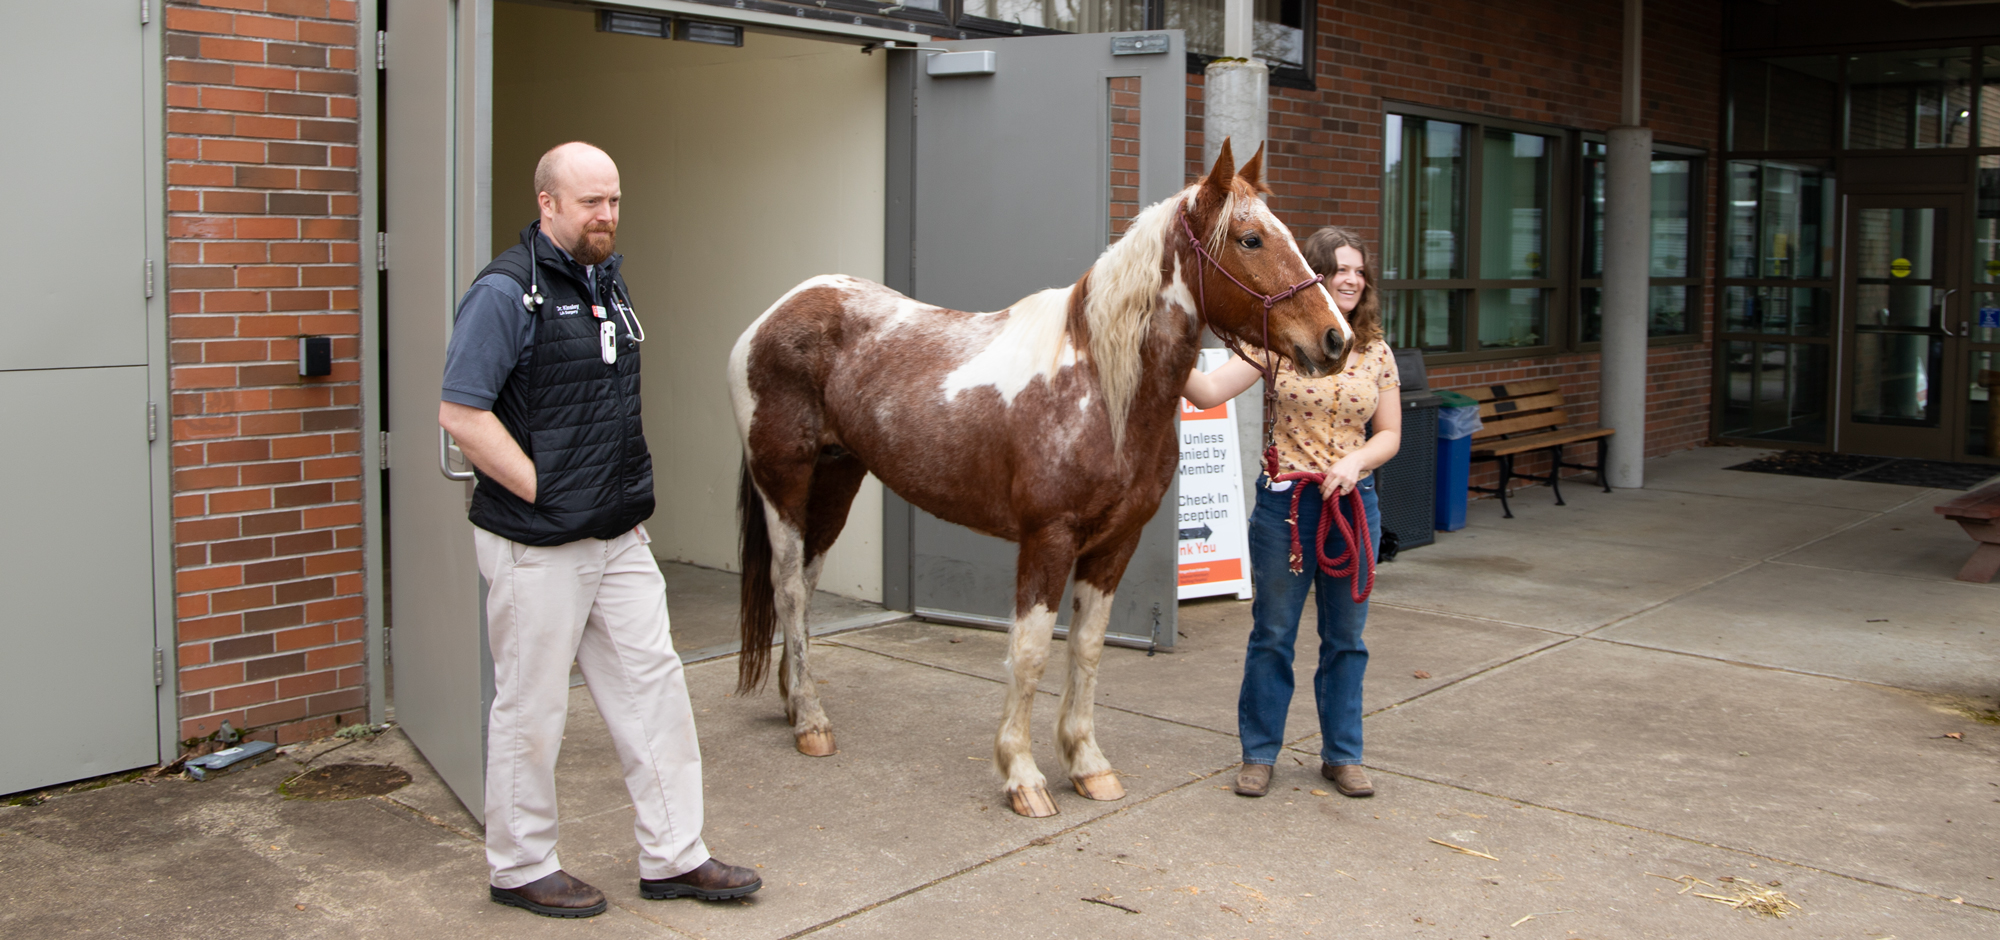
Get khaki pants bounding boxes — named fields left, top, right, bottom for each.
left=475, top=524, right=709, bottom=889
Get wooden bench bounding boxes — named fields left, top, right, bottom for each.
left=1935, top=483, right=2000, bottom=583
left=1461, top=378, right=1616, bottom=519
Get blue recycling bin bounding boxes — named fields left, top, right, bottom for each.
left=1433, top=390, right=1479, bottom=532
left=1434, top=435, right=1470, bottom=531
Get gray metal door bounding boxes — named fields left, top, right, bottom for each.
left=882, top=32, right=1185, bottom=649
left=0, top=0, right=160, bottom=793
left=384, top=0, right=493, bottom=820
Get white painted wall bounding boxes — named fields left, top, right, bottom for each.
left=492, top=2, right=886, bottom=600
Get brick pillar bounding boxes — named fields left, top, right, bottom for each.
left=163, top=0, right=368, bottom=747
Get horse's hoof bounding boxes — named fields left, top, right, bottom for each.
left=1007, top=785, right=1060, bottom=818
left=1072, top=771, right=1125, bottom=801
left=794, top=730, right=837, bottom=757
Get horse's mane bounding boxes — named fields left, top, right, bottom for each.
left=1084, top=184, right=1232, bottom=449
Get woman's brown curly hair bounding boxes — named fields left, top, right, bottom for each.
left=1298, top=227, right=1383, bottom=353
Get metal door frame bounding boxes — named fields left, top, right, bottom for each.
left=382, top=0, right=928, bottom=817
left=1836, top=192, right=1966, bottom=459
left=139, top=1, right=176, bottom=767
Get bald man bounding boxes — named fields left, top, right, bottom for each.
left=440, top=142, right=761, bottom=918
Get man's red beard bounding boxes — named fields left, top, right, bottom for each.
left=572, top=224, right=616, bottom=265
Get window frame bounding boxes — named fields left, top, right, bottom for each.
left=1571, top=136, right=1710, bottom=352
left=1377, top=102, right=1573, bottom=365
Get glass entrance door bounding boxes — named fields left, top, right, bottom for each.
left=1840, top=196, right=1964, bottom=459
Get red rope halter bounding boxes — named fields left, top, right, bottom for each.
left=1176, top=200, right=1373, bottom=602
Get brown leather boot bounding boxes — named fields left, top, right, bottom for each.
left=641, top=858, right=764, bottom=901
left=489, top=870, right=608, bottom=918
left=1321, top=762, right=1374, bottom=797
left=1233, top=762, right=1272, bottom=797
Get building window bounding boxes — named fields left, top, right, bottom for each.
left=1714, top=159, right=1837, bottom=445
left=958, top=0, right=1146, bottom=35
left=957, top=0, right=1312, bottom=78
left=1380, top=111, right=1563, bottom=356
left=1578, top=142, right=1705, bottom=342
left=1846, top=48, right=1972, bottom=151
left=1168, top=0, right=1308, bottom=70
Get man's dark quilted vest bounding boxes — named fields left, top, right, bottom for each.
left=463, top=223, right=654, bottom=546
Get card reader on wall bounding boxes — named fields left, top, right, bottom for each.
left=299, top=335, right=332, bottom=377
left=927, top=50, right=996, bottom=77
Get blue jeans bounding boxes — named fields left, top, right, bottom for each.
left=1239, top=475, right=1381, bottom=767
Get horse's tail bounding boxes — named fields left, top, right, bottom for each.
left=737, top=457, right=776, bottom=694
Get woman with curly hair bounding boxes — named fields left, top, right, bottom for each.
left=1182, top=226, right=1401, bottom=799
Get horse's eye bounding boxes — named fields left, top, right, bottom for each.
left=1240, top=234, right=1262, bottom=249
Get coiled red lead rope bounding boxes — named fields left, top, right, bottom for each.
left=1264, top=446, right=1375, bottom=602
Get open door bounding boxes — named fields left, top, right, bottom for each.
left=881, top=31, right=1186, bottom=650
left=383, top=0, right=492, bottom=820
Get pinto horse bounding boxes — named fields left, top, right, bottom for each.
left=728, top=141, right=1353, bottom=818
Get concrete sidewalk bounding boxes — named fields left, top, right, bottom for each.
left=4, top=446, right=1996, bottom=938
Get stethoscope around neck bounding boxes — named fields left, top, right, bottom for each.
left=523, top=231, right=646, bottom=363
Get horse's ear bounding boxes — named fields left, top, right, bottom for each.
left=1201, top=138, right=1237, bottom=195
left=1236, top=142, right=1273, bottom=195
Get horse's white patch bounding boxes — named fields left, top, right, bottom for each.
left=1163, top=257, right=1198, bottom=326
left=730, top=275, right=850, bottom=441
left=1001, top=603, right=1058, bottom=671
left=940, top=287, right=1074, bottom=407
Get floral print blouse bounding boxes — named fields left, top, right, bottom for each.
left=1265, top=339, right=1400, bottom=480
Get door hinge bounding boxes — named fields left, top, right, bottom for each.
left=147, top=402, right=158, bottom=442
left=144, top=259, right=155, bottom=298
left=376, top=231, right=387, bottom=271
left=141, top=0, right=150, bottom=25
left=153, top=648, right=165, bottom=687
left=376, top=30, right=387, bottom=70
left=379, top=431, right=390, bottom=469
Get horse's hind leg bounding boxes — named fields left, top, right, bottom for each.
left=777, top=452, right=868, bottom=757
left=996, top=527, right=1076, bottom=818
left=1058, top=538, right=1141, bottom=802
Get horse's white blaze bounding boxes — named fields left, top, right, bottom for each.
left=941, top=286, right=1075, bottom=407
left=1264, top=206, right=1353, bottom=343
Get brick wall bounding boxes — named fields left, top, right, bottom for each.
left=163, top=0, right=368, bottom=747
left=1188, top=0, right=1726, bottom=491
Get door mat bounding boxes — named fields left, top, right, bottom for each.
left=1726, top=451, right=2000, bottom=490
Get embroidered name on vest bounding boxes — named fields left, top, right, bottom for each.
left=555, top=302, right=582, bottom=317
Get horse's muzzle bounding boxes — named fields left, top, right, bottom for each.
left=1291, top=328, right=1350, bottom=378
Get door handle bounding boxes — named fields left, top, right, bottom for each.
left=1934, top=287, right=1958, bottom=316
left=439, top=427, right=475, bottom=481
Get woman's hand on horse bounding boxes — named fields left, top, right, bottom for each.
left=1181, top=356, right=1265, bottom=410
left=1320, top=455, right=1367, bottom=498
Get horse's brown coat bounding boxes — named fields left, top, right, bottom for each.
left=730, top=142, right=1351, bottom=814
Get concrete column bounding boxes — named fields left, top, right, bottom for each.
left=1203, top=10, right=1270, bottom=502
left=1599, top=0, right=1648, bottom=489
left=1222, top=0, right=1254, bottom=58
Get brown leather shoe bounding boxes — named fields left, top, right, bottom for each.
left=490, top=870, right=608, bottom=918
left=1322, top=762, right=1374, bottom=797
left=1233, top=762, right=1272, bottom=797
left=641, top=858, right=763, bottom=901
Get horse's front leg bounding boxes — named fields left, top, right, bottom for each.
left=766, top=504, right=835, bottom=756
left=996, top=528, right=1075, bottom=818
left=1059, top=541, right=1140, bottom=801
